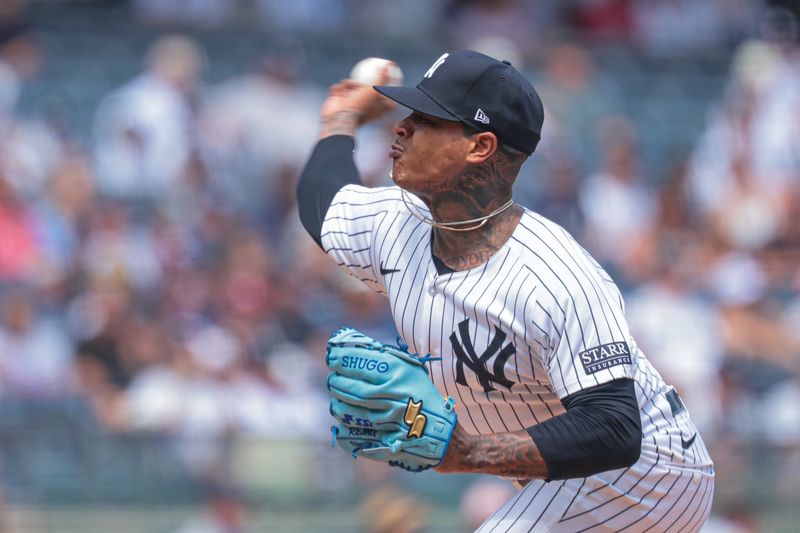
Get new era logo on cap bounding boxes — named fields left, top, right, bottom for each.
left=374, top=49, right=544, bottom=155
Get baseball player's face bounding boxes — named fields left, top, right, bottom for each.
left=390, top=112, right=474, bottom=199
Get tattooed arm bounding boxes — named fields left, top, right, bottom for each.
left=436, top=424, right=550, bottom=479
left=319, top=110, right=361, bottom=139
left=297, top=71, right=396, bottom=247
left=436, top=379, right=642, bottom=481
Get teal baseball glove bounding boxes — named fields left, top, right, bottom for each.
left=325, top=327, right=457, bottom=472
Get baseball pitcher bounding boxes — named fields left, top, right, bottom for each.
left=296, top=49, right=714, bottom=532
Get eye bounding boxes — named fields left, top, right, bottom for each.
left=413, top=113, right=434, bottom=126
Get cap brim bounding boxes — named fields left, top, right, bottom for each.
left=374, top=85, right=460, bottom=122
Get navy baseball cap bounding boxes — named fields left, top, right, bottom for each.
left=375, top=50, right=544, bottom=155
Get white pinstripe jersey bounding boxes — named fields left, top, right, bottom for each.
left=322, top=185, right=711, bottom=466
left=322, top=184, right=677, bottom=434
left=322, top=184, right=715, bottom=531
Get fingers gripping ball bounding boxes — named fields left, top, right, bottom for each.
left=349, top=57, right=404, bottom=86
left=326, top=327, right=457, bottom=472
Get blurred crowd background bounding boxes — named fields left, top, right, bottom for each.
left=0, top=0, right=798, bottom=531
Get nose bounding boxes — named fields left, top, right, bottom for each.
left=394, top=114, right=413, bottom=138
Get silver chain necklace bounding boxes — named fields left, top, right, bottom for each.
left=400, top=189, right=514, bottom=232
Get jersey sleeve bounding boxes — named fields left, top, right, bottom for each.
left=297, top=135, right=361, bottom=248
left=531, top=251, right=635, bottom=399
left=320, top=184, right=402, bottom=295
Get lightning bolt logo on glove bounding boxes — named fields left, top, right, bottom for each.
left=404, top=399, right=426, bottom=438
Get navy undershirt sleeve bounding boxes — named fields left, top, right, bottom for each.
left=296, top=135, right=362, bottom=248
left=527, top=378, right=642, bottom=480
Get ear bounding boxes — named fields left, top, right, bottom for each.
left=465, top=131, right=498, bottom=164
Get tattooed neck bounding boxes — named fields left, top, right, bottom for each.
left=319, top=110, right=361, bottom=139
left=429, top=156, right=523, bottom=271
left=432, top=204, right=523, bottom=271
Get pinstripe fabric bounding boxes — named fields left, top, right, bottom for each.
left=321, top=185, right=715, bottom=532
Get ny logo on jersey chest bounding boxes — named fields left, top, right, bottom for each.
left=450, top=318, right=516, bottom=392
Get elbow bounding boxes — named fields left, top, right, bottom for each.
left=615, top=412, right=642, bottom=469
left=619, top=431, right=642, bottom=468
left=296, top=170, right=311, bottom=214
left=596, top=431, right=640, bottom=474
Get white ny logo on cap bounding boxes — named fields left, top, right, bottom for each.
left=424, top=52, right=449, bottom=78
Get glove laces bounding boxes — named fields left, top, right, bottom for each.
left=395, top=336, right=442, bottom=364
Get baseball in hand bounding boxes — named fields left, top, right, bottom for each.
left=349, top=57, right=404, bottom=86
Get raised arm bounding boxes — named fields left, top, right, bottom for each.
left=296, top=69, right=397, bottom=247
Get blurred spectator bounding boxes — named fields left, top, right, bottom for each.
left=750, top=9, right=800, bottom=193
left=0, top=113, right=62, bottom=201
left=159, top=264, right=215, bottom=332
left=524, top=150, right=584, bottom=237
left=30, top=149, right=95, bottom=282
left=0, top=21, right=41, bottom=119
left=0, top=176, right=44, bottom=282
left=531, top=43, right=623, bottom=168
left=626, top=255, right=724, bottom=434
left=74, top=330, right=131, bottom=425
left=0, top=286, right=73, bottom=398
left=67, top=272, right=135, bottom=345
left=687, top=39, right=782, bottom=214
left=121, top=324, right=232, bottom=472
left=705, top=249, right=768, bottom=312
left=68, top=272, right=136, bottom=425
left=708, top=150, right=789, bottom=251
left=649, top=157, right=698, bottom=255
left=199, top=53, right=322, bottom=216
left=80, top=202, right=163, bottom=292
left=579, top=116, right=656, bottom=284
left=690, top=10, right=800, bottom=216
left=705, top=249, right=800, bottom=443
left=93, top=35, right=205, bottom=203
left=0, top=22, right=62, bottom=201
left=212, top=227, right=277, bottom=343
left=231, top=340, right=328, bottom=437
